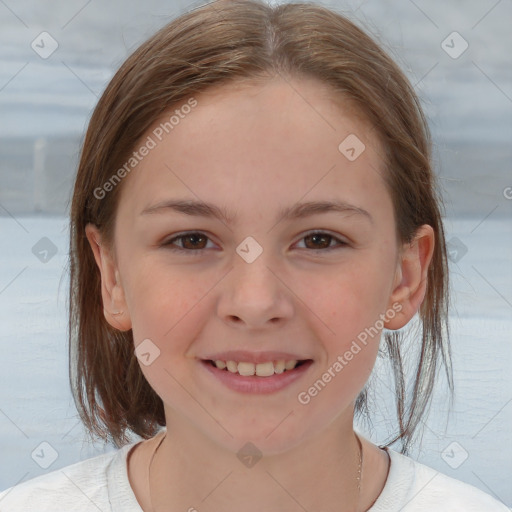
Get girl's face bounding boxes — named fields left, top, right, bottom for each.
left=87, top=76, right=426, bottom=454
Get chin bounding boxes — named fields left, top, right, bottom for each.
left=210, top=418, right=313, bottom=458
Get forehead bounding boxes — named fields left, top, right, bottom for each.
left=116, top=76, right=389, bottom=223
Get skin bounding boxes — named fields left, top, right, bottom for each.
left=86, top=75, right=434, bottom=512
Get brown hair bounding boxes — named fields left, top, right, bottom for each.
left=69, top=0, right=453, bottom=453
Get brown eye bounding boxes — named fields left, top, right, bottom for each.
left=163, top=232, right=213, bottom=253
left=180, top=233, right=208, bottom=249
left=304, top=233, right=331, bottom=249
left=296, top=231, right=347, bottom=251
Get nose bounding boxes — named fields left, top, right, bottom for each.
left=216, top=250, right=294, bottom=330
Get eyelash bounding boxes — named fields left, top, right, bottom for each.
left=161, top=230, right=348, bottom=255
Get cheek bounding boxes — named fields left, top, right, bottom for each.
left=296, top=267, right=384, bottom=414
left=128, top=271, right=215, bottom=404
left=315, top=263, right=390, bottom=336
left=300, top=255, right=394, bottom=386
left=125, top=261, right=210, bottom=344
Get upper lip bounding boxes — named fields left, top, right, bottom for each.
left=201, top=350, right=311, bottom=364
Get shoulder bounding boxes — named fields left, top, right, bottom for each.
left=370, top=448, right=510, bottom=511
left=0, top=442, right=138, bottom=512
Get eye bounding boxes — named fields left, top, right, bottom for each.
left=295, top=231, right=347, bottom=251
left=162, top=232, right=216, bottom=254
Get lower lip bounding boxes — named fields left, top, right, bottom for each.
left=201, top=360, right=313, bottom=394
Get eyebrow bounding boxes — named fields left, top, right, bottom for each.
left=140, top=198, right=373, bottom=225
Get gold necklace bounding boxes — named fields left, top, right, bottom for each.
left=147, top=431, right=363, bottom=512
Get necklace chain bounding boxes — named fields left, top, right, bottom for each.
left=147, top=431, right=363, bottom=512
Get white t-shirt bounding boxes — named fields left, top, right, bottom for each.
left=0, top=440, right=508, bottom=511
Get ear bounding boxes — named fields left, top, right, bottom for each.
left=85, top=223, right=132, bottom=332
left=384, top=224, right=435, bottom=330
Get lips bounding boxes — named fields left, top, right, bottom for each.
left=199, top=352, right=314, bottom=394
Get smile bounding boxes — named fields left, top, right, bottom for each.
left=210, top=359, right=303, bottom=376
left=201, top=358, right=314, bottom=394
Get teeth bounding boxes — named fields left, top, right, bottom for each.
left=238, top=362, right=255, bottom=376
left=285, top=360, right=297, bottom=370
left=226, top=360, right=238, bottom=373
left=274, top=360, right=285, bottom=374
left=255, top=361, right=274, bottom=377
left=213, top=359, right=300, bottom=376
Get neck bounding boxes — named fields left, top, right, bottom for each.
left=148, top=414, right=363, bottom=512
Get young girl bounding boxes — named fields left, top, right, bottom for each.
left=0, top=0, right=507, bottom=510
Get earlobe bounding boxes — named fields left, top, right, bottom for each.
left=384, top=224, right=435, bottom=330
left=85, top=223, right=132, bottom=332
